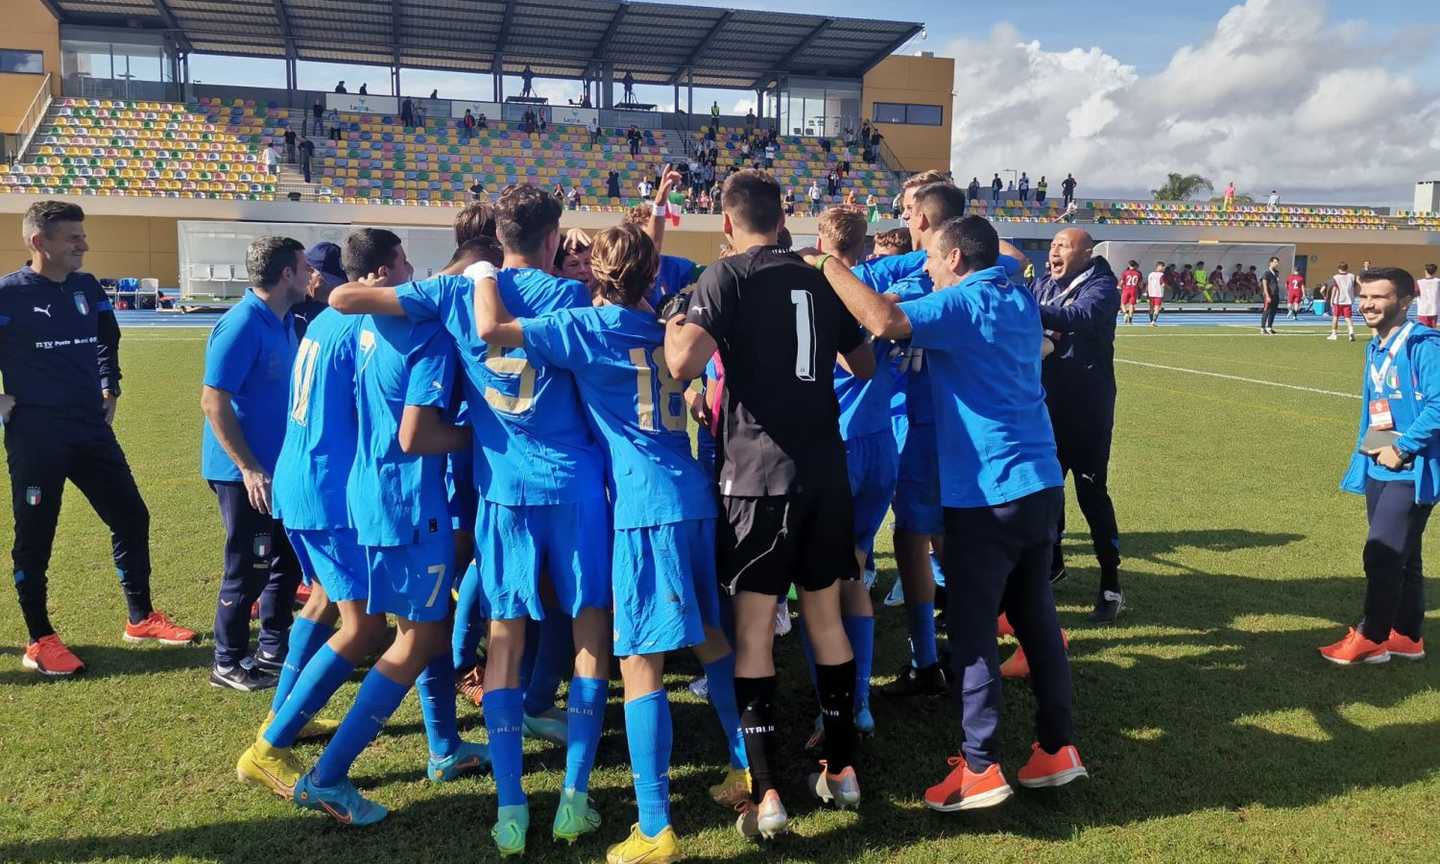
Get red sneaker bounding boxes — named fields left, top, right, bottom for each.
left=1000, top=629, right=1069, bottom=679
left=923, top=757, right=1013, bottom=812
left=997, top=612, right=1014, bottom=638
left=294, top=582, right=312, bottom=606
left=457, top=663, right=486, bottom=706
left=1385, top=630, right=1425, bottom=661
left=1017, top=742, right=1089, bottom=788
left=22, top=634, right=86, bottom=676
left=1318, top=627, right=1389, bottom=665
left=123, top=610, right=197, bottom=645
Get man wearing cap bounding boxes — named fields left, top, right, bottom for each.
left=293, top=242, right=345, bottom=338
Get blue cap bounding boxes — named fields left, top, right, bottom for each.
left=306, top=241, right=345, bottom=289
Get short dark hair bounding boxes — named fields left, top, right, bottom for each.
left=721, top=169, right=783, bottom=234
left=495, top=184, right=562, bottom=255
left=445, top=236, right=503, bottom=269
left=933, top=215, right=998, bottom=271
left=874, top=228, right=912, bottom=253
left=22, top=200, right=85, bottom=241
left=454, top=201, right=497, bottom=247
left=913, top=182, right=967, bottom=228
left=341, top=228, right=404, bottom=281
left=1127, top=259, right=1139, bottom=268
left=1425, top=263, right=1436, bottom=275
left=777, top=226, right=792, bottom=250
left=1269, top=256, right=1280, bottom=264
left=246, top=236, right=306, bottom=288
left=1359, top=266, right=1417, bottom=300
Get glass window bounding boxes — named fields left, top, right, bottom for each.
left=905, top=104, right=943, bottom=126
left=0, top=50, right=44, bottom=74
left=873, top=102, right=906, bottom=124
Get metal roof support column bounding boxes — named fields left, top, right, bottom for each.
left=494, top=54, right=503, bottom=102
left=602, top=62, right=613, bottom=109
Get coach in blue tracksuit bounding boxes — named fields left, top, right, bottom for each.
left=1031, top=227, right=1124, bottom=623
left=200, top=236, right=309, bottom=691
left=0, top=201, right=195, bottom=677
left=814, top=214, right=1086, bottom=810
left=1321, top=267, right=1440, bottom=665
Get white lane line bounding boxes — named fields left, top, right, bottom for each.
left=1115, top=358, right=1359, bottom=399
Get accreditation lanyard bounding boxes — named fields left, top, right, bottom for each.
left=1369, top=322, right=1414, bottom=396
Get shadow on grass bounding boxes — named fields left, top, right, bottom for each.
left=0, top=641, right=213, bottom=687
left=4, top=528, right=1439, bottom=862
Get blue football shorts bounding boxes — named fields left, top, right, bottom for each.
left=845, top=430, right=899, bottom=557
left=474, top=495, right=611, bottom=621
left=893, top=420, right=943, bottom=536
left=612, top=517, right=721, bottom=656
left=363, top=529, right=455, bottom=622
left=286, top=527, right=367, bottom=603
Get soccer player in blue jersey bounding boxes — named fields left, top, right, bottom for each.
left=812, top=214, right=1087, bottom=811
left=291, top=229, right=488, bottom=826
left=472, top=222, right=750, bottom=864
left=329, top=186, right=613, bottom=854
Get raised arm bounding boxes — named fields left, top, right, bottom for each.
left=643, top=164, right=683, bottom=253
left=468, top=261, right=524, bottom=348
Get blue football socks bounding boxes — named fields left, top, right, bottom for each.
left=451, top=562, right=484, bottom=670
left=269, top=616, right=335, bottom=715
left=484, top=687, right=527, bottom=807
left=624, top=689, right=672, bottom=837
left=563, top=676, right=608, bottom=793
left=309, top=668, right=409, bottom=787
left=264, top=643, right=354, bottom=748
left=843, top=615, right=875, bottom=710
left=416, top=652, right=460, bottom=759
left=702, top=652, right=749, bottom=770
left=907, top=601, right=939, bottom=668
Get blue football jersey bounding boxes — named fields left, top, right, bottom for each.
left=348, top=314, right=455, bottom=547
left=273, top=309, right=362, bottom=531
left=889, top=275, right=936, bottom=426
left=521, top=304, right=717, bottom=529
left=645, top=254, right=698, bottom=308
left=394, top=269, right=606, bottom=506
left=835, top=261, right=907, bottom=441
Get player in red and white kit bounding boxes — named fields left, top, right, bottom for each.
left=1119, top=259, right=1141, bottom=324
left=1417, top=263, right=1440, bottom=328
left=1326, top=262, right=1357, bottom=342
left=1285, top=265, right=1306, bottom=320
left=1145, top=261, right=1166, bottom=327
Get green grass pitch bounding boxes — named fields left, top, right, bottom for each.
left=2, top=323, right=1439, bottom=863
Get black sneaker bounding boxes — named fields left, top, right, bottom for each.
left=242, top=649, right=284, bottom=674
left=1088, top=590, right=1125, bottom=624
left=881, top=662, right=948, bottom=699
left=210, top=663, right=278, bottom=692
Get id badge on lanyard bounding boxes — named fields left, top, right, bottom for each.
left=1368, top=323, right=1414, bottom=430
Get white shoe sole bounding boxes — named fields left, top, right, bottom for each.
left=925, top=783, right=1014, bottom=812
left=1018, top=766, right=1089, bottom=788
left=123, top=632, right=195, bottom=646
left=21, top=654, right=81, bottom=676
left=1391, top=650, right=1425, bottom=661
left=1321, top=651, right=1390, bottom=666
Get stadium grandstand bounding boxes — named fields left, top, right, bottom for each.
left=1, top=0, right=1438, bottom=297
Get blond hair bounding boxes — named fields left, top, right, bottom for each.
left=902, top=169, right=950, bottom=191
left=590, top=224, right=659, bottom=307
left=817, top=207, right=868, bottom=260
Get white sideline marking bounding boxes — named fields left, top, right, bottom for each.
left=1115, top=358, right=1359, bottom=399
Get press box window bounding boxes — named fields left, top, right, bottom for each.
left=0, top=50, right=44, bottom=74
left=873, top=102, right=943, bottom=126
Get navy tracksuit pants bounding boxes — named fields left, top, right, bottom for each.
left=6, top=405, right=151, bottom=641
left=1359, top=477, right=1430, bottom=643
left=942, top=486, right=1074, bottom=771
left=209, top=480, right=300, bottom=668
left=1050, top=402, right=1121, bottom=579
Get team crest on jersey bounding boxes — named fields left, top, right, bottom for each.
left=359, top=330, right=376, bottom=352
left=73, top=292, right=89, bottom=316
left=25, top=486, right=41, bottom=506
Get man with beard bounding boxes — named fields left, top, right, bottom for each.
left=1029, top=228, right=1124, bottom=623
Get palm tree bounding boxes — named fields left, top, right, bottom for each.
left=1152, top=173, right=1214, bottom=201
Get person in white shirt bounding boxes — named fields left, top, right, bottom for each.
left=262, top=144, right=279, bottom=176
left=1146, top=260, right=1167, bottom=327
left=1327, top=263, right=1358, bottom=342
left=1267, top=190, right=1279, bottom=211
left=637, top=177, right=652, bottom=199
left=1418, top=263, right=1440, bottom=328
left=808, top=180, right=822, bottom=216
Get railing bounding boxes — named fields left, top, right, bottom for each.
left=8, top=73, right=53, bottom=166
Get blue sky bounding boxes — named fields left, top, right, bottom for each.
left=187, top=0, right=1440, bottom=204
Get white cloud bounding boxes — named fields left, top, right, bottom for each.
left=946, top=0, right=1440, bottom=204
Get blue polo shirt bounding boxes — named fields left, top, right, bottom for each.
left=900, top=263, right=1062, bottom=508
left=201, top=290, right=298, bottom=482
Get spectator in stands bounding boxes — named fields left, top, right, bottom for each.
left=868, top=126, right=883, bottom=158
left=637, top=176, right=653, bottom=200
left=827, top=170, right=839, bottom=197
left=844, top=189, right=857, bottom=207
left=628, top=126, right=641, bottom=157
left=552, top=182, right=565, bottom=203
left=334, top=81, right=346, bottom=93
left=821, top=137, right=832, bottom=155
left=263, top=142, right=279, bottom=177
left=1019, top=172, right=1030, bottom=202
left=991, top=173, right=1003, bottom=203
left=413, top=102, right=426, bottom=128
left=1008, top=178, right=1016, bottom=194
left=476, top=113, right=487, bottom=130
left=469, top=178, right=487, bottom=200
left=1268, top=189, right=1279, bottom=211
left=866, top=192, right=878, bottom=223
left=764, top=142, right=776, bottom=169
left=808, top=179, right=823, bottom=216
left=698, top=189, right=712, bottom=213
left=839, top=158, right=851, bottom=179
left=1058, top=174, right=1077, bottom=208
left=309, top=98, right=323, bottom=136
left=567, top=185, right=581, bottom=211
left=967, top=176, right=981, bottom=201
left=589, top=116, right=601, bottom=146
left=521, top=65, right=535, bottom=98
left=622, top=70, right=636, bottom=103
left=429, top=88, right=438, bottom=99
left=358, top=83, right=368, bottom=95
left=400, top=98, right=414, bottom=128
left=860, top=118, right=872, bottom=142
left=710, top=100, right=720, bottom=125
left=607, top=171, right=621, bottom=199
left=328, top=121, right=341, bottom=142
left=461, top=109, right=476, bottom=142
left=298, top=136, right=314, bottom=184
left=282, top=127, right=296, bottom=164
left=1037, top=176, right=1048, bottom=204
left=784, top=188, right=796, bottom=216
left=745, top=108, right=756, bottom=131
left=1223, top=180, right=1236, bottom=211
